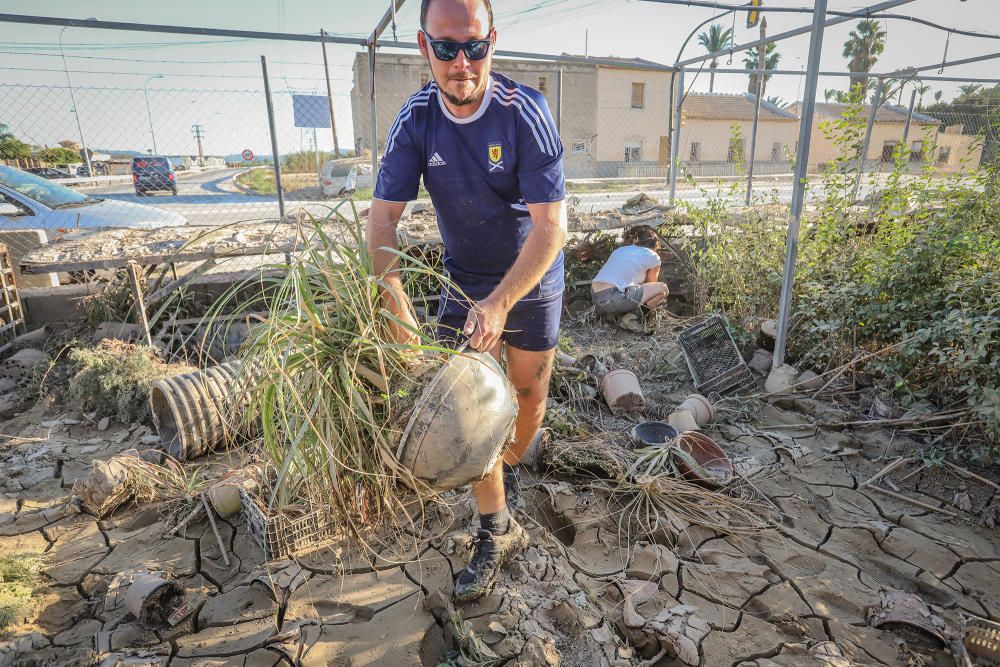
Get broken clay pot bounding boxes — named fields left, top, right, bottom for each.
left=677, top=393, right=715, bottom=425
left=796, top=369, right=824, bottom=392
left=600, top=368, right=644, bottom=415
left=124, top=573, right=187, bottom=627
left=206, top=482, right=242, bottom=517
left=667, top=410, right=700, bottom=433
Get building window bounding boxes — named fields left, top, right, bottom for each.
left=909, top=140, right=924, bottom=162
left=538, top=77, right=547, bottom=92
left=689, top=142, right=701, bottom=162
left=881, top=141, right=899, bottom=162
left=937, top=146, right=951, bottom=164
left=631, top=82, right=645, bottom=109
left=571, top=141, right=588, bottom=154
left=624, top=141, right=642, bottom=163
left=727, top=137, right=745, bottom=163
left=771, top=142, right=783, bottom=161
left=420, top=72, right=429, bottom=86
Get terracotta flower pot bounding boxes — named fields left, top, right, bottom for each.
left=667, top=410, right=700, bottom=433
left=677, top=393, right=715, bottom=425
left=600, top=369, right=645, bottom=415
left=671, top=432, right=734, bottom=488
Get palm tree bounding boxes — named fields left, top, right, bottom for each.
left=933, top=90, right=943, bottom=104
left=958, top=83, right=983, bottom=98
left=766, top=95, right=787, bottom=108
left=914, top=81, right=931, bottom=109
left=697, top=24, right=733, bottom=93
left=743, top=42, right=780, bottom=98
left=843, top=19, right=887, bottom=91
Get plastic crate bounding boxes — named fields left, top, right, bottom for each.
left=239, top=489, right=337, bottom=560
left=963, top=614, right=1000, bottom=666
left=677, top=315, right=755, bottom=395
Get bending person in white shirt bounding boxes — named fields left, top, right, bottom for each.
left=590, top=226, right=669, bottom=330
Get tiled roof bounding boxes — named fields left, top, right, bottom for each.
left=792, top=102, right=939, bottom=124
left=681, top=92, right=799, bottom=121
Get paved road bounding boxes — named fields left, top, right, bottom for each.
left=89, top=168, right=815, bottom=225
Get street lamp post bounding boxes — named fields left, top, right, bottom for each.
left=143, top=75, right=164, bottom=155
left=58, top=21, right=95, bottom=177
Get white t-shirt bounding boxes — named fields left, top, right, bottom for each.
left=592, top=245, right=661, bottom=290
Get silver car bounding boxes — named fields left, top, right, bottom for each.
left=0, top=165, right=187, bottom=236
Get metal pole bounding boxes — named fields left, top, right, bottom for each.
left=901, top=88, right=917, bottom=146
left=143, top=75, right=163, bottom=155
left=668, top=69, right=685, bottom=206
left=368, top=43, right=378, bottom=181
left=853, top=78, right=883, bottom=201
left=59, top=25, right=93, bottom=178
left=260, top=55, right=285, bottom=220
left=745, top=17, right=766, bottom=205
left=556, top=68, right=563, bottom=134
left=773, top=0, right=828, bottom=368
left=320, top=29, right=341, bottom=157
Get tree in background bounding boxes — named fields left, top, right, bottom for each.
left=843, top=19, right=886, bottom=91
left=934, top=90, right=943, bottom=104
left=34, top=147, right=80, bottom=164
left=925, top=83, right=1000, bottom=164
left=959, top=83, right=983, bottom=97
left=914, top=81, right=931, bottom=109
left=743, top=42, right=780, bottom=98
left=697, top=23, right=733, bottom=93
left=0, top=123, right=31, bottom=160
left=766, top=95, right=787, bottom=108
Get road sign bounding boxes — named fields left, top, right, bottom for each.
left=292, top=94, right=332, bottom=128
left=241, top=149, right=255, bottom=161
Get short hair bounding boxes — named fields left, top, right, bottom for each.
left=420, top=0, right=494, bottom=33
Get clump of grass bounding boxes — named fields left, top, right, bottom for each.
left=212, top=202, right=462, bottom=544
left=0, top=553, right=45, bottom=632
left=68, top=340, right=197, bottom=425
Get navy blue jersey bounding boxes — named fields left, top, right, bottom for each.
left=374, top=71, right=566, bottom=302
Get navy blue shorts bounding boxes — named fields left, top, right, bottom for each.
left=437, top=290, right=563, bottom=352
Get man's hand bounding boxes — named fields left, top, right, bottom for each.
left=463, top=297, right=508, bottom=352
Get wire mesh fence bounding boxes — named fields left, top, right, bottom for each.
left=0, top=20, right=997, bottom=296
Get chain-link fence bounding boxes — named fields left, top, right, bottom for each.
left=1, top=17, right=997, bottom=296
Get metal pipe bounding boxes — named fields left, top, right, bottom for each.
left=773, top=0, right=829, bottom=369
left=883, top=50, right=1000, bottom=77
left=901, top=88, right=917, bottom=147
left=320, top=29, right=340, bottom=157
left=745, top=18, right=766, bottom=205
left=556, top=68, right=563, bottom=134
left=143, top=74, right=164, bottom=155
left=853, top=78, right=884, bottom=201
left=260, top=56, right=285, bottom=220
left=368, top=43, right=378, bottom=180
left=59, top=24, right=93, bottom=178
left=368, top=0, right=407, bottom=46
left=674, top=0, right=915, bottom=69
left=668, top=69, right=685, bottom=206
left=680, top=67, right=1000, bottom=83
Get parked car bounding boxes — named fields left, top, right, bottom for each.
left=319, top=160, right=372, bottom=197
left=25, top=167, right=72, bottom=180
left=132, top=156, right=177, bottom=196
left=0, top=165, right=187, bottom=236
left=76, top=162, right=111, bottom=176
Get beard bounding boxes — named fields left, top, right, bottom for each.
left=440, top=75, right=488, bottom=107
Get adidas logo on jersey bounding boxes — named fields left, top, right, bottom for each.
left=427, top=152, right=447, bottom=167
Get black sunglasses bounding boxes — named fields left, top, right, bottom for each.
left=421, top=30, right=492, bottom=62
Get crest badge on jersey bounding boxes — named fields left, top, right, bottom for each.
left=488, top=142, right=504, bottom=172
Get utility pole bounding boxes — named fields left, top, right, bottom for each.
left=191, top=124, right=205, bottom=167
left=320, top=29, right=341, bottom=156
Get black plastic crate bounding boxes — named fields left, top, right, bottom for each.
left=240, top=489, right=337, bottom=560
left=677, top=315, right=755, bottom=395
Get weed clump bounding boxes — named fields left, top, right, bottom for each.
left=0, top=553, right=45, bottom=632
left=68, top=340, right=196, bottom=425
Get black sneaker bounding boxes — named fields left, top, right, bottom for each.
left=453, top=518, right=529, bottom=602
left=503, top=462, right=522, bottom=511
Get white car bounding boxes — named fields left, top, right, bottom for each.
left=0, top=165, right=187, bottom=236
left=319, top=161, right=372, bottom=197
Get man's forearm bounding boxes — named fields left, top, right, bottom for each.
left=488, top=202, right=567, bottom=310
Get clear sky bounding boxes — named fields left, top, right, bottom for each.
left=1, top=0, right=997, bottom=156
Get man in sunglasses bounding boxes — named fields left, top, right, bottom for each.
left=366, top=0, right=567, bottom=602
